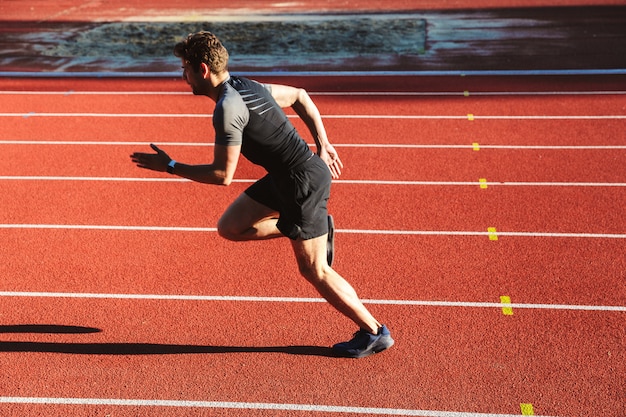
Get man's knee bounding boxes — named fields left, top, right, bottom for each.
left=216, top=216, right=240, bottom=241
left=295, top=257, right=328, bottom=284
left=291, top=236, right=330, bottom=282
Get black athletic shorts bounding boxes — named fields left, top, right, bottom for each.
left=244, top=155, right=331, bottom=240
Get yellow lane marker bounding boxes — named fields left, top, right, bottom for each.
left=479, top=178, right=488, bottom=189
left=467, top=113, right=475, bottom=121
left=500, top=296, right=514, bottom=315
left=520, top=403, right=535, bottom=415
left=472, top=142, right=480, bottom=151
left=487, top=227, right=498, bottom=241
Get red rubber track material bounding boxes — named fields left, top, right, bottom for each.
left=3, top=0, right=624, bottom=22
left=1, top=74, right=624, bottom=417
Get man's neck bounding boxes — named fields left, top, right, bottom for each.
left=207, top=71, right=230, bottom=102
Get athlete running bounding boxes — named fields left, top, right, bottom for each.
left=130, top=31, right=393, bottom=358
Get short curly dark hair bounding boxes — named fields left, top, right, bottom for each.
left=174, top=31, right=229, bottom=74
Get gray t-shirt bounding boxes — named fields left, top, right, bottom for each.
left=213, top=76, right=313, bottom=174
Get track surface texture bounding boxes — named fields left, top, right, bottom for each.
left=0, top=1, right=625, bottom=417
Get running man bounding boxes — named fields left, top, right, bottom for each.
left=130, top=31, right=393, bottom=358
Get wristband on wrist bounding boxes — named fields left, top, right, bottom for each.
left=166, top=159, right=177, bottom=174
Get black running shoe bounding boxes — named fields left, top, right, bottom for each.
left=332, top=325, right=394, bottom=358
left=327, top=215, right=335, bottom=267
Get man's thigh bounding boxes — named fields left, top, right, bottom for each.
left=217, top=192, right=279, bottom=239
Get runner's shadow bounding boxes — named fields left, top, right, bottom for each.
left=0, top=324, right=339, bottom=357
left=0, top=341, right=340, bottom=357
left=0, top=324, right=101, bottom=334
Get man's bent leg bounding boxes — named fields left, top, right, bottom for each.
left=290, top=234, right=381, bottom=335
left=217, top=193, right=282, bottom=241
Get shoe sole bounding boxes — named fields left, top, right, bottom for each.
left=354, top=337, right=395, bottom=358
left=335, top=336, right=395, bottom=359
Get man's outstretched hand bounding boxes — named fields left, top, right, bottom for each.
left=131, top=144, right=171, bottom=172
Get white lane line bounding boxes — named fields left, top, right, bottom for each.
left=0, top=224, right=217, bottom=232
left=317, top=115, right=626, bottom=120
left=0, top=292, right=321, bottom=303
left=0, top=140, right=213, bottom=146
left=489, top=181, right=626, bottom=187
left=0, top=396, right=559, bottom=417
left=1, top=89, right=625, bottom=96
left=0, top=176, right=193, bottom=182
left=1, top=112, right=624, bottom=120
left=0, top=292, right=624, bottom=312
left=2, top=176, right=626, bottom=188
left=336, top=144, right=626, bottom=150
left=2, top=141, right=626, bottom=150
left=342, top=229, right=626, bottom=239
left=0, top=112, right=210, bottom=118
left=337, top=180, right=626, bottom=187
left=470, top=115, right=626, bottom=120
left=466, top=145, right=626, bottom=150
left=0, top=224, right=624, bottom=239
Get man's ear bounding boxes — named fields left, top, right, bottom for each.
left=200, top=63, right=211, bottom=79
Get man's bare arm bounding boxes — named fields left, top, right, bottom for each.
left=131, top=143, right=241, bottom=185
left=269, top=84, right=343, bottom=178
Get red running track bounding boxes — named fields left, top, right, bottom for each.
left=0, top=74, right=625, bottom=417
left=2, top=0, right=624, bottom=21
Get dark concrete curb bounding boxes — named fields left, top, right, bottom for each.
left=1, top=6, right=625, bottom=75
